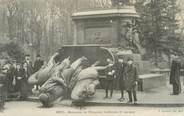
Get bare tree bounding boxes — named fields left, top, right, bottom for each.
left=6, top=0, right=18, bottom=40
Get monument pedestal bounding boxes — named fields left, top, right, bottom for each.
left=72, top=7, right=139, bottom=47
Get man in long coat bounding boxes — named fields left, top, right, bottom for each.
left=24, top=54, right=33, bottom=75
left=124, top=58, right=138, bottom=104
left=33, top=54, right=44, bottom=73
left=33, top=54, right=44, bottom=90
left=170, top=55, right=181, bottom=95
left=0, top=67, right=8, bottom=109
left=116, top=58, right=127, bottom=101
left=21, top=62, right=33, bottom=99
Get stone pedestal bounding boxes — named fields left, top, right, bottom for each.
left=72, top=6, right=139, bottom=47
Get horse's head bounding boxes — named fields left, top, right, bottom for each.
left=62, top=56, right=71, bottom=69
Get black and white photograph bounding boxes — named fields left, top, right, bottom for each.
left=0, top=0, right=184, bottom=116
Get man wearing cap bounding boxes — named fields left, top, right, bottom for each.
left=124, top=58, right=138, bottom=104
left=33, top=54, right=44, bottom=73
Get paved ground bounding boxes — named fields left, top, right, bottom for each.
left=26, top=76, right=184, bottom=106
left=27, top=84, right=184, bottom=106
left=2, top=76, right=184, bottom=116
left=87, top=87, right=184, bottom=105
left=86, top=76, right=184, bottom=105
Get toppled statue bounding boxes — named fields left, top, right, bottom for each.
left=71, top=61, right=109, bottom=102
left=38, top=56, right=87, bottom=107
left=28, top=50, right=113, bottom=107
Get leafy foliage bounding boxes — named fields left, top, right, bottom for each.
left=135, top=0, right=182, bottom=60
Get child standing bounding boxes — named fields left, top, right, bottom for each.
left=104, top=58, right=115, bottom=99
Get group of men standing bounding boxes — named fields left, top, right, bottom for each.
left=0, top=54, right=44, bottom=101
left=104, top=57, right=138, bottom=104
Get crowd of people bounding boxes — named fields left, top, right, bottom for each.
left=0, top=54, right=44, bottom=103
left=1, top=51, right=183, bottom=110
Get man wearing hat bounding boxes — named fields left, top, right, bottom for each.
left=117, top=57, right=127, bottom=102
left=124, top=58, right=138, bottom=104
left=33, top=54, right=44, bottom=90
left=24, top=54, right=33, bottom=75
left=24, top=54, right=33, bottom=95
left=33, top=54, right=44, bottom=73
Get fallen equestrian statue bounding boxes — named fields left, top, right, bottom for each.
left=38, top=56, right=88, bottom=107
left=28, top=46, right=114, bottom=107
